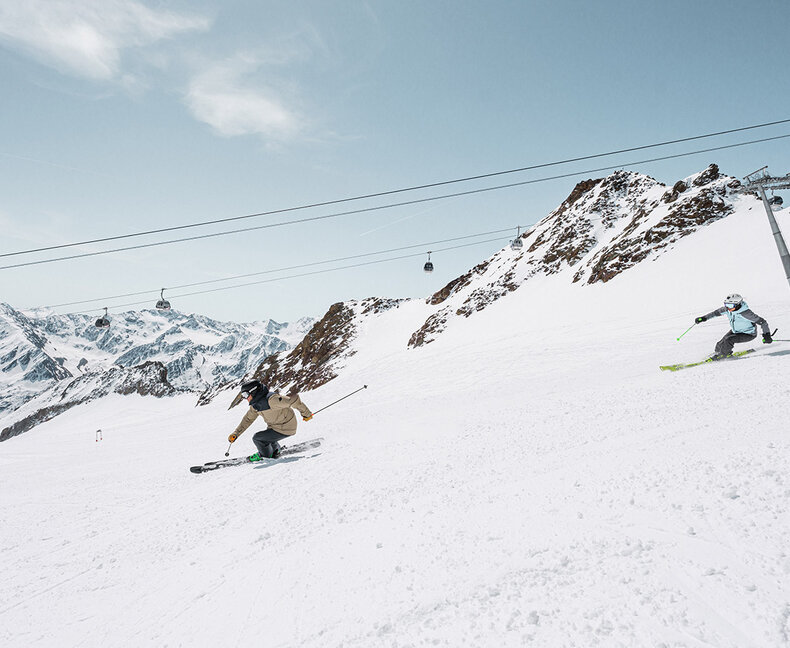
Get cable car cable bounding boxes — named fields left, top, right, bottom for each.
left=44, top=226, right=529, bottom=309
left=5, top=131, right=790, bottom=273
left=71, top=236, right=514, bottom=315
left=2, top=118, right=789, bottom=260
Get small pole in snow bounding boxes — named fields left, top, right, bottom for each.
left=95, top=429, right=103, bottom=442
left=676, top=323, right=696, bottom=341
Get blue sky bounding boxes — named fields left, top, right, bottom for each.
left=1, top=0, right=788, bottom=323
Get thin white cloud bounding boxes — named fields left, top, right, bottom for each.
left=0, top=0, right=209, bottom=80
left=185, top=56, right=303, bottom=140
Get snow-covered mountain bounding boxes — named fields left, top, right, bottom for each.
left=3, top=164, right=790, bottom=648
left=245, top=164, right=767, bottom=394
left=0, top=361, right=178, bottom=442
left=407, top=163, right=740, bottom=347
left=2, top=165, right=789, bottom=647
left=0, top=305, right=314, bottom=438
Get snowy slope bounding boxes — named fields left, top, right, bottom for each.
left=1, top=170, right=789, bottom=647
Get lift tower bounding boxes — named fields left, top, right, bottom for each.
left=740, top=167, right=790, bottom=290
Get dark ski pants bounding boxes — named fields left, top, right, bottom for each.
left=715, top=331, right=756, bottom=356
left=252, top=429, right=289, bottom=457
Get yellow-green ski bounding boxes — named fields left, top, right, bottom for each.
left=660, top=348, right=755, bottom=372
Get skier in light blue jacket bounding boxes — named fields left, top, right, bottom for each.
left=695, top=293, right=772, bottom=360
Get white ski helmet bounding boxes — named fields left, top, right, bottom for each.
left=724, top=293, right=743, bottom=308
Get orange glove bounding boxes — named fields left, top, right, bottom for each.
left=302, top=414, right=313, bottom=422
left=228, top=433, right=238, bottom=443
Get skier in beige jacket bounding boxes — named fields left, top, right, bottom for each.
left=228, top=380, right=313, bottom=461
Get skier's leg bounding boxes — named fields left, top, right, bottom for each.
left=251, top=429, right=289, bottom=458
left=714, top=331, right=756, bottom=357
left=733, top=332, right=757, bottom=348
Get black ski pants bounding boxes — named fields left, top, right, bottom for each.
left=715, top=331, right=756, bottom=356
left=252, top=429, right=289, bottom=457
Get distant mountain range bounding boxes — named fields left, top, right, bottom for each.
left=0, top=306, right=313, bottom=440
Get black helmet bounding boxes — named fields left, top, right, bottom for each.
left=240, top=380, right=266, bottom=398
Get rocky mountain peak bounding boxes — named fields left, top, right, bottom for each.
left=406, top=164, right=743, bottom=347
left=249, top=297, right=404, bottom=394
left=224, top=165, right=751, bottom=395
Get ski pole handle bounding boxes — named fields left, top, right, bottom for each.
left=676, top=322, right=696, bottom=341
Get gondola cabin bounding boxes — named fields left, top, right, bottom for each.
left=155, top=288, right=171, bottom=311
left=94, top=307, right=110, bottom=329
left=510, top=226, right=523, bottom=250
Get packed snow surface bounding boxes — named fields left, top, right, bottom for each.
left=2, top=204, right=790, bottom=647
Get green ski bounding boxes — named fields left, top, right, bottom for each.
left=660, top=348, right=755, bottom=372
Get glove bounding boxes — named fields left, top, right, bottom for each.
left=302, top=414, right=313, bottom=422
left=228, top=433, right=238, bottom=443
left=695, top=316, right=707, bottom=323
left=763, top=332, right=773, bottom=344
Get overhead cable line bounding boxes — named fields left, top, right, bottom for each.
left=6, top=131, right=790, bottom=273
left=3, top=117, right=790, bottom=260
left=71, top=236, right=513, bottom=315
left=47, top=226, right=527, bottom=309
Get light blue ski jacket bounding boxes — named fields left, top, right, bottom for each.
left=704, top=301, right=770, bottom=335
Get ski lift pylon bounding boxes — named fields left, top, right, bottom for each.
left=94, top=307, right=111, bottom=329
left=156, top=288, right=171, bottom=311
left=510, top=226, right=523, bottom=250
left=423, top=251, right=434, bottom=273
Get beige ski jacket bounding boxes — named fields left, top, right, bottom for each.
left=232, top=393, right=313, bottom=438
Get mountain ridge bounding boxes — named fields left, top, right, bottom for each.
left=0, top=305, right=314, bottom=438
left=243, top=164, right=768, bottom=395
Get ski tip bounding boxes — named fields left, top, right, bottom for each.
left=189, top=466, right=203, bottom=474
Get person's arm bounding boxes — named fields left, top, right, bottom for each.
left=696, top=306, right=726, bottom=323
left=268, top=393, right=313, bottom=419
left=740, top=309, right=770, bottom=335
left=229, top=408, right=257, bottom=442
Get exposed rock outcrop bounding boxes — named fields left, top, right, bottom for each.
left=408, top=164, right=747, bottom=346
left=249, top=298, right=404, bottom=394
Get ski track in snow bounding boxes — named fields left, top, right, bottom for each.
left=2, top=337, right=789, bottom=648
left=2, top=205, right=790, bottom=647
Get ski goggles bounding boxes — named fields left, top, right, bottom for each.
left=724, top=302, right=740, bottom=309
left=240, top=390, right=251, bottom=398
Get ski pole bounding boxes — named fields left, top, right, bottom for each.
left=676, top=322, right=697, bottom=341
left=767, top=328, right=786, bottom=341
left=312, top=385, right=368, bottom=417
left=225, top=442, right=232, bottom=457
